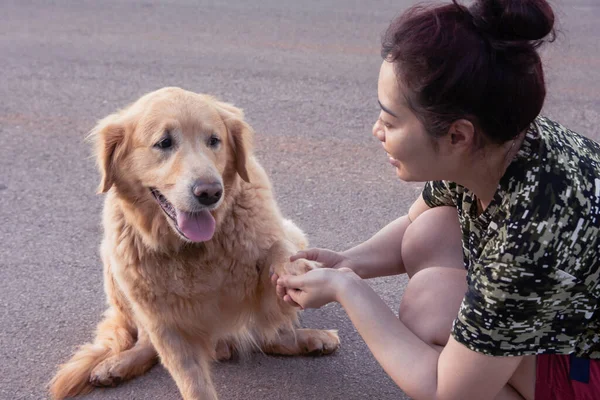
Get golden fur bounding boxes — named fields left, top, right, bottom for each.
left=49, top=87, right=339, bottom=400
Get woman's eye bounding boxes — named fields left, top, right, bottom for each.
left=208, top=135, right=221, bottom=148
left=378, top=117, right=392, bottom=129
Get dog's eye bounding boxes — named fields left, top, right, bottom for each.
left=154, top=136, right=173, bottom=150
left=208, top=135, right=221, bottom=148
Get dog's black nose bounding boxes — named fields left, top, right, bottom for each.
left=192, top=181, right=222, bottom=206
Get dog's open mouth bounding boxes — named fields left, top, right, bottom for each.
left=150, top=188, right=216, bottom=243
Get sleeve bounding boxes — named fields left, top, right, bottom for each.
left=421, top=180, right=456, bottom=208
left=451, top=254, right=595, bottom=357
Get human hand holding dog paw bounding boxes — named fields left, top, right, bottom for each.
left=290, top=248, right=355, bottom=271
left=276, top=267, right=360, bottom=309
left=266, top=240, right=320, bottom=308
left=271, top=248, right=357, bottom=307
left=271, top=256, right=319, bottom=308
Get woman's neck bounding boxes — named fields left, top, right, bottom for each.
left=454, top=132, right=525, bottom=212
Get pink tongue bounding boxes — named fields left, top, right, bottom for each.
left=176, top=210, right=216, bottom=242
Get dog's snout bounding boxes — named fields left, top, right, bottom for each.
left=192, top=181, right=222, bottom=206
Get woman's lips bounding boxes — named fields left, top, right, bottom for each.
left=382, top=144, right=401, bottom=168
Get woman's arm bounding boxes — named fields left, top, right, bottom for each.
left=336, top=275, right=523, bottom=400
left=279, top=270, right=523, bottom=400
left=342, top=194, right=431, bottom=279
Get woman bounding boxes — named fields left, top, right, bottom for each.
left=273, top=0, right=600, bottom=399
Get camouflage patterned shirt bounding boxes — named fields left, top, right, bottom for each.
left=422, top=116, right=600, bottom=359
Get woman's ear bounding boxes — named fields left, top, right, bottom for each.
left=215, top=101, right=253, bottom=183
left=448, top=119, right=476, bottom=149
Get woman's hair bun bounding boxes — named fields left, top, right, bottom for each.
left=468, top=0, right=555, bottom=42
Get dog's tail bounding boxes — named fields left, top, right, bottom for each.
left=49, top=308, right=135, bottom=400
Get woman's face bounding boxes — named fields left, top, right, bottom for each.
left=373, top=61, right=448, bottom=182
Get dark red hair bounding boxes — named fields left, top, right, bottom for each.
left=381, top=0, right=555, bottom=144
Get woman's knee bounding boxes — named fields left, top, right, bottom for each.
left=402, top=206, right=463, bottom=277
left=399, top=267, right=467, bottom=347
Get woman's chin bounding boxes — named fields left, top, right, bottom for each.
left=394, top=166, right=420, bottom=182
left=389, top=158, right=417, bottom=181
left=394, top=166, right=409, bottom=181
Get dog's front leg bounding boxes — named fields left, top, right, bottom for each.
left=266, top=239, right=318, bottom=278
left=146, top=325, right=217, bottom=400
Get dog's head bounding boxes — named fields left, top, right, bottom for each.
left=91, top=87, right=252, bottom=244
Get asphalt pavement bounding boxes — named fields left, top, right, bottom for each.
left=1, top=1, right=599, bottom=399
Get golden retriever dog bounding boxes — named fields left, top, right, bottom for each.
left=49, top=87, right=340, bottom=400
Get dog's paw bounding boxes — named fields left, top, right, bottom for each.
left=214, top=340, right=237, bottom=361
left=90, top=357, right=127, bottom=387
left=282, top=258, right=319, bottom=277
left=302, top=329, right=340, bottom=356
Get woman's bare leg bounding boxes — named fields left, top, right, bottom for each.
left=399, top=207, right=535, bottom=400
left=402, top=206, right=464, bottom=278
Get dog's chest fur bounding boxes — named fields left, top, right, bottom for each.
left=103, top=180, right=283, bottom=327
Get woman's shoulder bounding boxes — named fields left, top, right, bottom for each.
left=535, top=116, right=600, bottom=170
left=496, top=116, right=599, bottom=276
left=505, top=116, right=599, bottom=218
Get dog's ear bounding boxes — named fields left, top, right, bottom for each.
left=215, top=101, right=253, bottom=183
left=88, top=114, right=126, bottom=194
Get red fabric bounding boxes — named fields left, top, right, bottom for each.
left=536, top=354, right=600, bottom=400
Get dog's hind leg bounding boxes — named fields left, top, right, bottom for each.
left=90, top=327, right=158, bottom=387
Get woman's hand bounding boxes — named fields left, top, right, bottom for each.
left=271, top=248, right=357, bottom=307
left=276, top=267, right=360, bottom=309
left=290, top=248, right=355, bottom=270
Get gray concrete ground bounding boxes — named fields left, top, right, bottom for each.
left=1, top=1, right=598, bottom=399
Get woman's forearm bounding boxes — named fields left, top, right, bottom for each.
left=341, top=215, right=411, bottom=279
left=336, top=276, right=440, bottom=400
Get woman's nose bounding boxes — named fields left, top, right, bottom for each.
left=372, top=119, right=385, bottom=142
